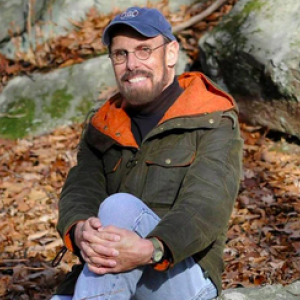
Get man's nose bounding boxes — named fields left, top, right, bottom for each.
left=126, top=52, right=140, bottom=70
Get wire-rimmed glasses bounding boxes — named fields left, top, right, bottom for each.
left=109, top=43, right=167, bottom=64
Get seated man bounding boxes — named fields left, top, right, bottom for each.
left=51, top=6, right=243, bottom=300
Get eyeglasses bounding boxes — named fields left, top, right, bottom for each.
left=109, top=43, right=167, bottom=64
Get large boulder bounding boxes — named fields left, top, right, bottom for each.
left=0, top=50, right=188, bottom=139
left=0, top=56, right=113, bottom=139
left=0, top=0, right=198, bottom=59
left=199, top=0, right=300, bottom=138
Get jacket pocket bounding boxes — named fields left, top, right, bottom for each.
left=103, top=152, right=122, bottom=195
left=144, top=148, right=195, bottom=206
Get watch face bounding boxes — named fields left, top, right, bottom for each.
left=154, top=250, right=164, bottom=262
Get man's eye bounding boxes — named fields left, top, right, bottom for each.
left=114, top=50, right=127, bottom=57
left=139, top=47, right=151, bottom=54
left=112, top=50, right=127, bottom=59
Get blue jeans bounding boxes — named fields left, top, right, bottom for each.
left=52, top=193, right=217, bottom=300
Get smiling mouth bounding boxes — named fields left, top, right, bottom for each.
left=122, top=70, right=153, bottom=83
left=128, top=76, right=147, bottom=84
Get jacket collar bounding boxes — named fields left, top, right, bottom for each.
left=90, top=72, right=236, bottom=148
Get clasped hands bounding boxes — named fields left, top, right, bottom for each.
left=74, top=217, right=153, bottom=274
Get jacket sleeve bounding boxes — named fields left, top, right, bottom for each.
left=57, top=137, right=108, bottom=249
left=148, top=114, right=243, bottom=264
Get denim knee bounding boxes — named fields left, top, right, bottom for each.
left=99, top=193, right=143, bottom=214
left=98, top=193, right=151, bottom=228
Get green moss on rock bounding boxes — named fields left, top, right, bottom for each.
left=215, top=0, right=267, bottom=51
left=77, top=97, right=94, bottom=116
left=44, top=88, right=73, bottom=118
left=243, top=0, right=266, bottom=14
left=0, top=98, right=36, bottom=139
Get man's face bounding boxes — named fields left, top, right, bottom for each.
left=110, top=28, right=175, bottom=108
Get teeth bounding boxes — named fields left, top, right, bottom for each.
left=128, top=76, right=146, bottom=83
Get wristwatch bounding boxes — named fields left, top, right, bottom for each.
left=148, top=237, right=164, bottom=264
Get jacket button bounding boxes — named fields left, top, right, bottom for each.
left=104, top=125, right=108, bottom=130
left=209, top=119, right=215, bottom=124
left=165, top=158, right=171, bottom=164
left=115, top=132, right=121, bottom=136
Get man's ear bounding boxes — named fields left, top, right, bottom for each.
left=166, top=41, right=179, bottom=67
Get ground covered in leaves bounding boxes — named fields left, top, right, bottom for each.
left=0, top=123, right=300, bottom=300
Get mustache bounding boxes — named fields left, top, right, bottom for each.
left=121, top=70, right=153, bottom=81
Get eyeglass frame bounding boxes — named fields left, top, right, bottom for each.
left=109, top=42, right=168, bottom=65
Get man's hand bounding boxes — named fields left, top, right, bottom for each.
left=74, top=218, right=120, bottom=269
left=87, top=226, right=154, bottom=275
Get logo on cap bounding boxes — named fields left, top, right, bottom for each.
left=120, top=9, right=139, bottom=19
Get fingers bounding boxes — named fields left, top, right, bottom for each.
left=89, top=217, right=102, bottom=230
left=75, top=218, right=104, bottom=249
left=92, top=243, right=119, bottom=257
left=88, top=264, right=115, bottom=275
left=80, top=220, right=121, bottom=244
left=81, top=240, right=119, bottom=258
left=74, top=219, right=124, bottom=268
left=83, top=230, right=120, bottom=244
left=100, top=225, right=124, bottom=235
left=80, top=241, right=118, bottom=271
left=82, top=217, right=101, bottom=233
left=81, top=252, right=117, bottom=268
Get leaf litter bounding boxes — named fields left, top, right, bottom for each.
left=1, top=125, right=300, bottom=299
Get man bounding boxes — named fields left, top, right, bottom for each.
left=52, top=6, right=243, bottom=300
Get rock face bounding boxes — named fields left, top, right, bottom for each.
left=199, top=0, right=300, bottom=138
left=0, top=56, right=113, bottom=139
left=0, top=0, right=46, bottom=43
left=217, top=281, right=300, bottom=300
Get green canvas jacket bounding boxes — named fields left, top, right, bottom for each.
left=56, top=72, right=243, bottom=295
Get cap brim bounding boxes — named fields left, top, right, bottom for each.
left=102, top=21, right=165, bottom=46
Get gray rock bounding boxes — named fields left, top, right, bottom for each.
left=199, top=0, right=300, bottom=138
left=0, top=50, right=188, bottom=138
left=0, top=0, right=46, bottom=44
left=216, top=281, right=300, bottom=300
left=285, top=281, right=300, bottom=297
left=0, top=56, right=113, bottom=138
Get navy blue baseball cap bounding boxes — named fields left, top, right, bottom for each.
left=102, top=7, right=176, bottom=46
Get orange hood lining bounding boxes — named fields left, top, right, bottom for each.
left=91, top=72, right=235, bottom=148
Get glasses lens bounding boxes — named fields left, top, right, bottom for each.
left=135, top=47, right=151, bottom=60
left=112, top=50, right=126, bottom=64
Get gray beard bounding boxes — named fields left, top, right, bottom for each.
left=118, top=67, right=169, bottom=108
left=119, top=82, right=163, bottom=107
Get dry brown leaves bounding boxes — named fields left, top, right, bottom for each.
left=0, top=7, right=112, bottom=88
left=0, top=0, right=239, bottom=91
left=0, top=122, right=300, bottom=299
left=223, top=125, right=300, bottom=289
left=0, top=125, right=82, bottom=300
